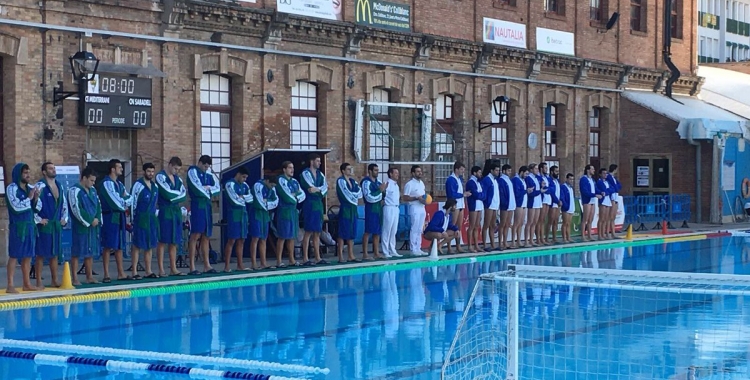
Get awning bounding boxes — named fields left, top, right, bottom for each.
left=97, top=62, right=167, bottom=77
left=697, top=65, right=750, bottom=121
left=622, top=90, right=748, bottom=141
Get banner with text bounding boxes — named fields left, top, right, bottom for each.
left=536, top=27, right=575, bottom=56
left=355, top=0, right=411, bottom=32
left=482, top=17, right=527, bottom=49
left=277, top=0, right=342, bottom=21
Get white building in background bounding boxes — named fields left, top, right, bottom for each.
left=698, top=0, right=750, bottom=63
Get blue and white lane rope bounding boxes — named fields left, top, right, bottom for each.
left=0, top=339, right=329, bottom=375
left=0, top=349, right=307, bottom=380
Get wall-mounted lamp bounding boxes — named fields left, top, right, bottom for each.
left=52, top=50, right=100, bottom=126
left=416, top=83, right=423, bottom=95
left=347, top=75, right=355, bottom=89
left=267, top=69, right=274, bottom=83
left=266, top=93, right=274, bottom=106
left=477, top=95, right=510, bottom=132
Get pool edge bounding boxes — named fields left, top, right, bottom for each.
left=0, top=229, right=734, bottom=311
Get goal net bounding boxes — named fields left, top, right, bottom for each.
left=441, top=264, right=750, bottom=380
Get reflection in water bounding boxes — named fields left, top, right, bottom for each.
left=0, top=239, right=749, bottom=379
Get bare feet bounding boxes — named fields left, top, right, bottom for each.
left=6, top=287, right=19, bottom=294
left=22, top=285, right=38, bottom=292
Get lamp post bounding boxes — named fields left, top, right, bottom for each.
left=477, top=95, right=510, bottom=132
left=53, top=50, right=100, bottom=126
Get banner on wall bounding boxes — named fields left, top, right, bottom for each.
left=419, top=196, right=625, bottom=249
left=277, top=0, right=342, bottom=21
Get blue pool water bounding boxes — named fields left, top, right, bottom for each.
left=1, top=236, right=750, bottom=380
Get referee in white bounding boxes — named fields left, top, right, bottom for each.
left=381, top=168, right=402, bottom=258
left=402, top=165, right=428, bottom=256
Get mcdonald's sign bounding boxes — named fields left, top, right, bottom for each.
left=355, top=0, right=373, bottom=24
left=353, top=0, right=411, bottom=32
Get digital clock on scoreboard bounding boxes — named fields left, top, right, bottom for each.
left=83, top=75, right=153, bottom=129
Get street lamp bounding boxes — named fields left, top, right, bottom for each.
left=53, top=50, right=100, bottom=106
left=478, top=95, right=510, bottom=132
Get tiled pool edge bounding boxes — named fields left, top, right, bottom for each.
left=0, top=229, right=733, bottom=311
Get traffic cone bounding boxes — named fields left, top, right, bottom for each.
left=625, top=225, right=633, bottom=240
left=662, top=220, right=668, bottom=235
left=59, top=262, right=75, bottom=290
left=429, top=239, right=440, bottom=261
left=63, top=303, right=71, bottom=319
left=628, top=246, right=633, bottom=257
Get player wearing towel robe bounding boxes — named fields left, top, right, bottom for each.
left=336, top=163, right=363, bottom=263
left=595, top=168, right=614, bottom=241
left=223, top=166, right=254, bottom=272
left=423, top=199, right=459, bottom=255
left=536, top=162, right=551, bottom=246
left=99, top=159, right=131, bottom=282
left=606, top=164, right=622, bottom=239
left=560, top=173, right=576, bottom=243
left=275, top=161, right=307, bottom=267
left=525, top=163, right=544, bottom=247
left=579, top=164, right=601, bottom=241
left=361, top=164, right=387, bottom=260
left=187, top=155, right=221, bottom=275
left=546, top=165, right=562, bottom=244
left=300, top=153, right=328, bottom=265
left=68, top=167, right=102, bottom=286
left=497, top=164, right=516, bottom=250
left=130, top=163, right=160, bottom=279
left=249, top=176, right=279, bottom=269
left=511, top=166, right=529, bottom=248
left=34, top=162, right=69, bottom=289
left=155, top=156, right=187, bottom=277
left=480, top=163, right=501, bottom=252
left=6, top=163, right=41, bottom=293
left=465, top=166, right=484, bottom=253
left=445, top=162, right=471, bottom=253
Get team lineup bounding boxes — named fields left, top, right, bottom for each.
left=4, top=153, right=621, bottom=293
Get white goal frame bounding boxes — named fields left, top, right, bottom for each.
left=441, top=264, right=750, bottom=380
left=353, top=99, right=450, bottom=165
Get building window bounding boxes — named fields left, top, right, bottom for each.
left=435, top=94, right=455, bottom=195
left=290, top=81, right=318, bottom=150
left=545, top=0, right=564, bottom=15
left=670, top=0, right=681, bottom=38
left=491, top=99, right=509, bottom=165
left=631, top=0, right=645, bottom=31
left=496, top=0, right=517, bottom=6
left=589, top=107, right=602, bottom=170
left=544, top=104, right=559, bottom=169
left=369, top=88, right=390, bottom=183
left=199, top=73, right=231, bottom=172
left=590, top=0, right=606, bottom=22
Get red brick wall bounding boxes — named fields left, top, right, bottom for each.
left=619, top=98, right=713, bottom=223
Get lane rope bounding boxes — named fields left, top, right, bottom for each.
left=0, top=339, right=330, bottom=375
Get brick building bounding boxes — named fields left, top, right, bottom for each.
left=0, top=0, right=703, bottom=258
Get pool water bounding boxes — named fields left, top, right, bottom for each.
left=1, top=237, right=750, bottom=380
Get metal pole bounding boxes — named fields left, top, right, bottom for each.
left=506, top=279, right=519, bottom=380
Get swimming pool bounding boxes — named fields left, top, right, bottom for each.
left=0, top=236, right=749, bottom=380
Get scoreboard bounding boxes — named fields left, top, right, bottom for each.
left=83, top=74, right=153, bottom=129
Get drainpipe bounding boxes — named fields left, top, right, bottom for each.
left=710, top=135, right=723, bottom=224
left=687, top=123, right=702, bottom=223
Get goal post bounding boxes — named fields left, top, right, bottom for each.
left=441, top=264, right=750, bottom=380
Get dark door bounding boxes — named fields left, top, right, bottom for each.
left=87, top=161, right=125, bottom=190
left=652, top=158, right=670, bottom=189
left=631, top=157, right=671, bottom=196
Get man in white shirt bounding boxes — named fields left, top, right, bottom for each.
left=381, top=168, right=402, bottom=258
left=402, top=165, right=428, bottom=256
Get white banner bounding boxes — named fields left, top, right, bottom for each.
left=483, top=18, right=527, bottom=49
left=536, top=27, right=575, bottom=56
left=277, top=0, right=341, bottom=21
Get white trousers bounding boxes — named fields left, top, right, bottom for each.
left=409, top=206, right=426, bottom=253
left=381, top=205, right=400, bottom=255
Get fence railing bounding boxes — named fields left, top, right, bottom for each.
left=622, top=194, right=692, bottom=231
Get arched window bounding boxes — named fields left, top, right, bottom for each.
left=369, top=88, right=391, bottom=182
left=491, top=98, right=510, bottom=166
left=200, top=73, right=232, bottom=172
left=589, top=107, right=602, bottom=170
left=435, top=94, right=455, bottom=195
left=544, top=104, right=559, bottom=169
left=290, top=81, right=318, bottom=150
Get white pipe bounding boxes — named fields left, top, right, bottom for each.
left=0, top=17, right=624, bottom=93
left=687, top=123, right=702, bottom=222
left=0, top=339, right=330, bottom=375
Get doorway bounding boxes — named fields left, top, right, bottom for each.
left=631, top=156, right=671, bottom=196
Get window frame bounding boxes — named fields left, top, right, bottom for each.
left=588, top=107, right=602, bottom=170
left=670, top=0, right=681, bottom=39
left=544, top=104, right=558, bottom=166
left=290, top=80, right=320, bottom=150
left=368, top=88, right=391, bottom=183
left=199, top=73, right=232, bottom=173
left=630, top=0, right=644, bottom=31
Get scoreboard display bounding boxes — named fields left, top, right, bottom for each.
left=83, top=74, right=153, bottom=129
